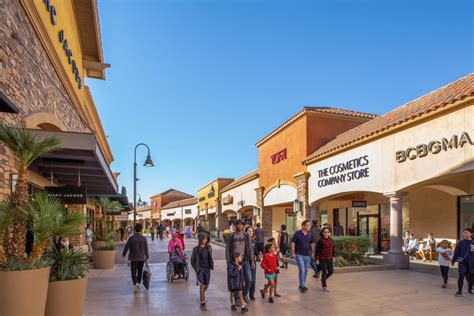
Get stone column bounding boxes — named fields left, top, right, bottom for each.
left=294, top=172, right=310, bottom=228
left=383, top=192, right=409, bottom=269
left=255, top=187, right=264, bottom=225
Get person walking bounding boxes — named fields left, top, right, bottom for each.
left=245, top=226, right=257, bottom=301
left=191, top=233, right=214, bottom=310
left=316, top=227, right=335, bottom=292
left=309, top=220, right=321, bottom=278
left=436, top=239, right=453, bottom=288
left=226, top=219, right=255, bottom=305
left=122, top=223, right=149, bottom=294
left=291, top=220, right=314, bottom=293
left=255, top=223, right=265, bottom=260
left=158, top=222, right=164, bottom=240
left=85, top=224, right=93, bottom=256
left=227, top=252, right=249, bottom=313
left=277, top=224, right=289, bottom=269
left=452, top=228, right=473, bottom=296
left=119, top=226, right=125, bottom=241
left=150, top=225, right=155, bottom=241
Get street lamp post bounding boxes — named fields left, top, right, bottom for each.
left=133, top=143, right=154, bottom=226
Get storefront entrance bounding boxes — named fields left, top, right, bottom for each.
left=358, top=214, right=380, bottom=254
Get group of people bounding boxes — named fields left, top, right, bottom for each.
left=402, top=228, right=474, bottom=296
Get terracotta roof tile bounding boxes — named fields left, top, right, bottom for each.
left=161, top=197, right=198, bottom=210
left=304, top=73, right=474, bottom=164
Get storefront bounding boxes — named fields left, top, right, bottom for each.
left=255, top=107, right=377, bottom=238
left=1, top=0, right=124, bottom=247
left=150, top=189, right=193, bottom=224
left=219, top=170, right=259, bottom=229
left=197, top=178, right=234, bottom=234
left=305, top=74, right=474, bottom=266
left=160, top=197, right=198, bottom=231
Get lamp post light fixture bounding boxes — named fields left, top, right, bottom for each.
left=133, top=143, right=154, bottom=226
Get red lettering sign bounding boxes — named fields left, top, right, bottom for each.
left=271, top=148, right=287, bottom=164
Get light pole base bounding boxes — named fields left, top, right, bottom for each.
left=383, top=252, right=410, bottom=269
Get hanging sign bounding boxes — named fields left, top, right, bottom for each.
left=46, top=186, right=87, bottom=204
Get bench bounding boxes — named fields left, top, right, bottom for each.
left=417, top=238, right=457, bottom=262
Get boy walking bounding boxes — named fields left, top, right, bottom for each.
left=227, top=252, right=249, bottom=313
left=191, top=233, right=214, bottom=310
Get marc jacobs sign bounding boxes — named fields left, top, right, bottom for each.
left=396, top=131, right=473, bottom=163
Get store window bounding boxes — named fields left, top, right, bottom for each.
left=333, top=208, right=347, bottom=236
left=459, top=195, right=474, bottom=239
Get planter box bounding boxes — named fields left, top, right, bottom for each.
left=46, top=277, right=88, bottom=316
left=92, top=240, right=107, bottom=249
left=0, top=267, right=50, bottom=316
left=93, top=249, right=116, bottom=269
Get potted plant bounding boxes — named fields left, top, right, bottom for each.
left=0, top=124, right=61, bottom=316
left=93, top=237, right=116, bottom=269
left=92, top=198, right=121, bottom=249
left=44, top=248, right=89, bottom=316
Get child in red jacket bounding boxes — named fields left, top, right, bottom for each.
left=260, top=243, right=278, bottom=303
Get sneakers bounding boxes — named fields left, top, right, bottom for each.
left=241, top=307, right=249, bottom=314
left=243, top=295, right=250, bottom=304
left=260, top=289, right=266, bottom=298
left=323, top=287, right=331, bottom=292
left=454, top=291, right=462, bottom=297
left=200, top=303, right=207, bottom=310
left=268, top=297, right=274, bottom=303
left=231, top=305, right=237, bottom=311
left=299, top=287, right=305, bottom=293
left=133, top=283, right=140, bottom=294
left=303, top=286, right=309, bottom=292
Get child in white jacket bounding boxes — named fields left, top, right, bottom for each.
left=436, top=240, right=453, bottom=288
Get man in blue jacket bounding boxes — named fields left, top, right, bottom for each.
left=452, top=228, right=473, bottom=296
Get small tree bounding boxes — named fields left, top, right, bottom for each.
left=93, top=198, right=121, bottom=242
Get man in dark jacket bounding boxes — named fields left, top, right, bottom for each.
left=122, top=223, right=149, bottom=293
left=191, top=233, right=214, bottom=310
left=226, top=219, right=255, bottom=304
left=309, top=220, right=321, bottom=278
left=452, top=228, right=473, bottom=296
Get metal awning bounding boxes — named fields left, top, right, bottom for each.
left=0, top=91, right=20, bottom=113
left=28, top=130, right=118, bottom=195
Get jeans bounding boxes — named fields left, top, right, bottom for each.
left=131, top=261, right=145, bottom=285
left=320, top=259, right=334, bottom=287
left=242, top=261, right=253, bottom=298
left=440, top=266, right=449, bottom=284
left=249, top=265, right=256, bottom=298
left=310, top=258, right=319, bottom=274
left=151, top=233, right=155, bottom=241
left=295, top=254, right=310, bottom=288
left=457, top=271, right=472, bottom=293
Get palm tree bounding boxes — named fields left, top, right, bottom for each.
left=0, top=123, right=61, bottom=262
left=93, top=198, right=121, bottom=241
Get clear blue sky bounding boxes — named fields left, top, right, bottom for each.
left=87, top=0, right=473, bottom=203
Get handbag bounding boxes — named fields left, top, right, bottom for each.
left=142, top=262, right=152, bottom=290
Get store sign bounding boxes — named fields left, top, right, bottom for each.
left=167, top=212, right=176, bottom=217
left=184, top=209, right=192, bottom=215
left=42, top=0, right=82, bottom=89
left=271, top=148, right=287, bottom=164
left=46, top=186, right=87, bottom=204
left=317, top=155, right=370, bottom=188
left=352, top=200, right=367, bottom=208
left=285, top=208, right=295, bottom=215
left=396, top=131, right=473, bottom=163
left=199, top=196, right=205, bottom=202
left=222, top=194, right=233, bottom=205
left=114, top=215, right=128, bottom=221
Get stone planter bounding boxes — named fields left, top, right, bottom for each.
left=45, top=277, right=88, bottom=316
left=93, top=249, right=116, bottom=269
left=0, top=267, right=50, bottom=316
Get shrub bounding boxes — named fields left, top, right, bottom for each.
left=222, top=229, right=232, bottom=243
left=96, top=244, right=115, bottom=251
left=45, top=247, right=89, bottom=282
left=332, top=236, right=370, bottom=266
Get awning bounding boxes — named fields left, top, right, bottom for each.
left=0, top=91, right=20, bottom=113
left=93, top=194, right=131, bottom=211
left=28, top=130, right=118, bottom=195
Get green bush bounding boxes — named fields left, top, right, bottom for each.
left=45, top=248, right=89, bottom=282
left=332, top=236, right=370, bottom=266
left=222, top=229, right=232, bottom=243
left=96, top=244, right=115, bottom=251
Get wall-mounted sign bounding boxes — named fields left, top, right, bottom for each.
left=317, top=155, right=370, bottom=188
left=46, top=186, right=87, bottom=204
left=114, top=215, right=128, bottom=221
left=198, top=196, right=206, bottom=202
left=42, top=0, right=82, bottom=89
left=222, top=195, right=233, bottom=205
left=271, top=148, right=287, bottom=164
left=184, top=209, right=192, bottom=215
left=352, top=200, right=367, bottom=208
left=167, top=212, right=176, bottom=217
left=396, top=131, right=473, bottom=163
left=285, top=208, right=295, bottom=215
left=107, top=208, right=121, bottom=215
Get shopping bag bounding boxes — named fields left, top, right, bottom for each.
left=142, top=262, right=152, bottom=290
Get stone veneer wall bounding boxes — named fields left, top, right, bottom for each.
left=294, top=172, right=310, bottom=228
left=0, top=0, right=89, bottom=200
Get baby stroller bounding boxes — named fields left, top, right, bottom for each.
left=166, top=255, right=189, bottom=283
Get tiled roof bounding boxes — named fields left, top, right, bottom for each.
left=221, top=169, right=259, bottom=192
left=161, top=197, right=198, bottom=210
left=256, top=107, right=378, bottom=147
left=150, top=189, right=193, bottom=199
left=304, top=73, right=474, bottom=164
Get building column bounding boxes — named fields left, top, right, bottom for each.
left=310, top=204, right=320, bottom=223
left=294, top=171, right=310, bottom=228
left=255, top=187, right=264, bottom=225
left=383, top=192, right=409, bottom=269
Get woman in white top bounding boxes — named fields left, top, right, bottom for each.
left=436, top=240, right=453, bottom=288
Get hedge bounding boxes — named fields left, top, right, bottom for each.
left=332, top=236, right=370, bottom=266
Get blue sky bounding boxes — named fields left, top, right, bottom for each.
left=87, top=0, right=473, bottom=202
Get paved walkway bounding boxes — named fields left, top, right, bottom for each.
left=85, top=237, right=473, bottom=315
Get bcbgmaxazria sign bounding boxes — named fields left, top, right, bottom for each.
left=396, top=131, right=473, bottom=163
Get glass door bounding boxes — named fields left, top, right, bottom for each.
left=358, top=214, right=380, bottom=254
